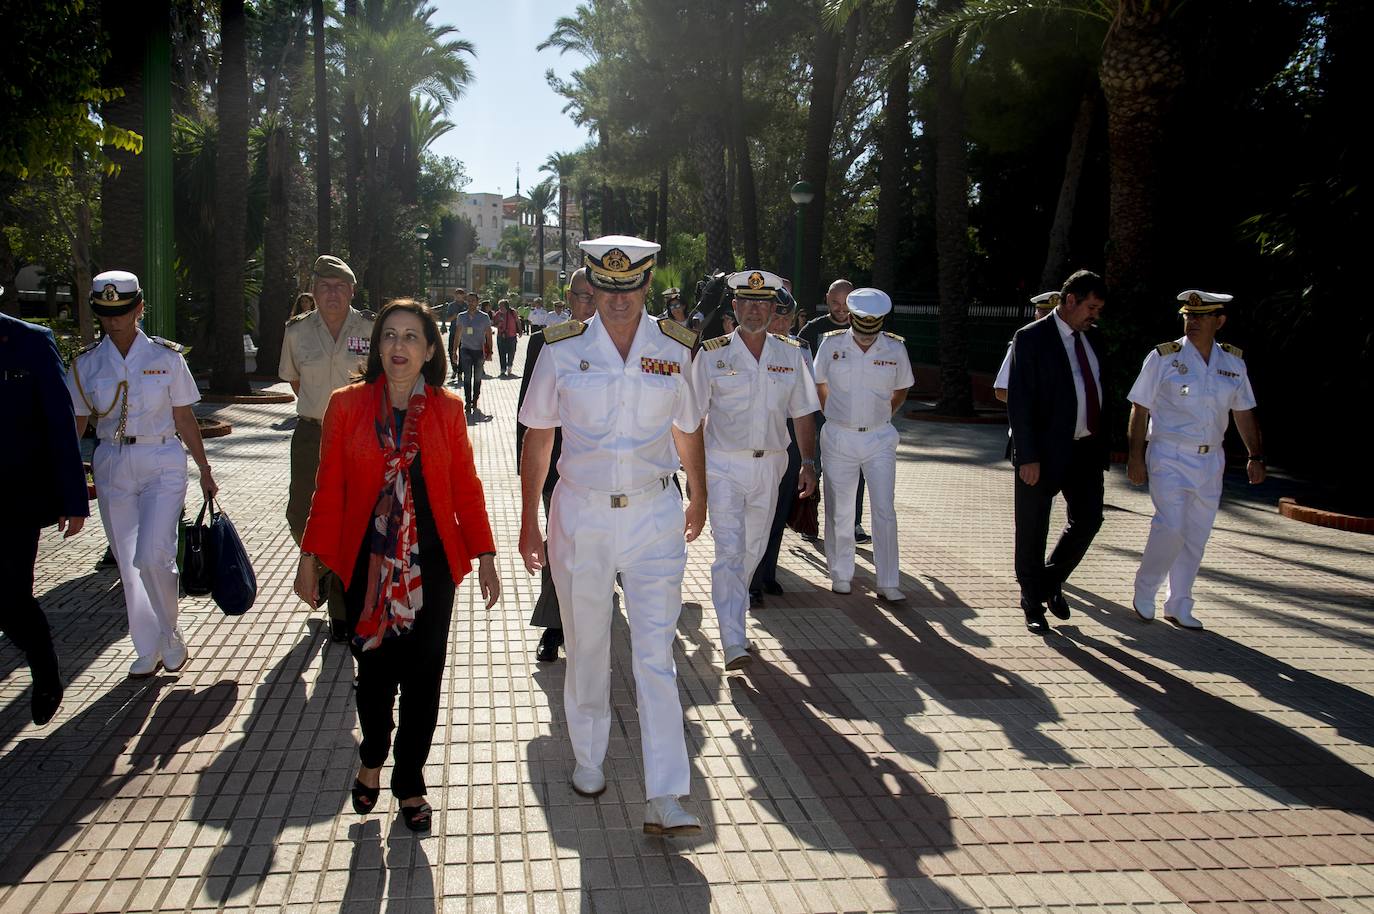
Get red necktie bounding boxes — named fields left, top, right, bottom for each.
left=1073, top=331, right=1100, bottom=435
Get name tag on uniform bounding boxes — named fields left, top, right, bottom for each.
left=142, top=369, right=168, bottom=375
left=641, top=357, right=680, bottom=376
left=766, top=364, right=793, bottom=374
left=874, top=360, right=897, bottom=367
left=347, top=336, right=370, bottom=354
left=1218, top=369, right=1239, bottom=378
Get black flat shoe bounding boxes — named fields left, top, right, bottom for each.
left=351, top=779, right=380, bottom=815
left=401, top=801, right=433, bottom=832
left=1022, top=599, right=1049, bottom=633
left=32, top=684, right=62, bottom=726
left=762, top=580, right=784, bottom=596
left=536, top=628, right=563, bottom=663
left=1047, top=592, right=1071, bottom=621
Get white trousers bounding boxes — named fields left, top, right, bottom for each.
left=93, top=442, right=188, bottom=659
left=1134, top=442, right=1224, bottom=616
left=822, top=422, right=900, bottom=588
left=706, top=449, right=788, bottom=651
left=548, top=479, right=690, bottom=799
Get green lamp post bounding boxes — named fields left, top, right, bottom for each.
left=789, top=180, right=814, bottom=305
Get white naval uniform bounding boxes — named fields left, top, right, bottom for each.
left=66, top=331, right=200, bottom=660
left=689, top=331, right=819, bottom=653
left=518, top=313, right=702, bottom=799
left=1129, top=338, right=1256, bottom=616
left=813, top=330, right=915, bottom=589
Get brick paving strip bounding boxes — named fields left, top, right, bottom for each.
left=2, top=335, right=1373, bottom=913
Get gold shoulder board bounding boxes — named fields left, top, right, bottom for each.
left=822, top=328, right=847, bottom=338
left=771, top=333, right=801, bottom=347
left=544, top=319, right=587, bottom=344
left=881, top=331, right=905, bottom=342
left=1155, top=341, right=1183, bottom=356
left=151, top=336, right=186, bottom=354
left=701, top=335, right=731, bottom=351
left=1220, top=342, right=1244, bottom=358
left=287, top=311, right=313, bottom=324
left=658, top=318, right=697, bottom=349
left=75, top=339, right=101, bottom=357
left=357, top=309, right=376, bottom=321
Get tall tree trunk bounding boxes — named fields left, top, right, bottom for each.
left=871, top=0, right=916, bottom=293
left=259, top=119, right=292, bottom=373
left=1099, top=10, right=1184, bottom=329
left=932, top=2, right=972, bottom=417
left=100, top=3, right=146, bottom=276
left=342, top=0, right=364, bottom=263
left=729, top=0, right=760, bottom=268
left=211, top=0, right=250, bottom=394
left=656, top=166, right=669, bottom=254
left=580, top=186, right=590, bottom=239
left=1040, top=89, right=1099, bottom=290
left=598, top=126, right=613, bottom=235
left=74, top=196, right=93, bottom=343
left=536, top=218, right=546, bottom=298
left=312, top=0, right=331, bottom=252
left=799, top=20, right=842, bottom=310
left=691, top=112, right=732, bottom=273
left=645, top=188, right=658, bottom=245
left=558, top=183, right=568, bottom=273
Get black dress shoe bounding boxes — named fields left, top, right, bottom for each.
left=749, top=588, right=763, bottom=607
left=536, top=628, right=564, bottom=662
left=97, top=546, right=117, bottom=568
left=762, top=580, right=784, bottom=596
left=330, top=619, right=351, bottom=643
left=1047, top=591, right=1071, bottom=621
left=1022, top=599, right=1049, bottom=633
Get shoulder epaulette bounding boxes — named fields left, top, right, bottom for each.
left=75, top=339, right=101, bottom=358
left=658, top=318, right=697, bottom=349
left=701, top=334, right=731, bottom=351
left=287, top=311, right=313, bottom=324
left=1220, top=342, right=1243, bottom=359
left=881, top=330, right=905, bottom=342
left=151, top=336, right=186, bottom=354
left=357, top=309, right=376, bottom=321
left=544, top=319, right=587, bottom=344
left=822, top=328, right=847, bottom=338
left=771, top=333, right=801, bottom=347
left=1155, top=341, right=1183, bottom=356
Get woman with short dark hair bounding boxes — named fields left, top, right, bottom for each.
left=294, top=298, right=499, bottom=832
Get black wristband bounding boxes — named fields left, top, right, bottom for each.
left=1248, top=455, right=1264, bottom=463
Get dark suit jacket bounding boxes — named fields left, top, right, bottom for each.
left=1007, top=314, right=1111, bottom=480
left=514, top=330, right=561, bottom=494
left=0, top=313, right=90, bottom=528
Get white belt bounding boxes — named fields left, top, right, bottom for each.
left=1152, top=437, right=1220, bottom=454
left=102, top=435, right=175, bottom=446
left=558, top=475, right=673, bottom=509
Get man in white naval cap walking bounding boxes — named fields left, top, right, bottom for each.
left=1127, top=290, right=1265, bottom=630
left=517, top=235, right=708, bottom=836
left=67, top=271, right=218, bottom=676
left=690, top=269, right=819, bottom=670
left=813, top=288, right=914, bottom=601
left=994, top=291, right=1060, bottom=403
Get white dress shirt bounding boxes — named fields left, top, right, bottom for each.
left=813, top=330, right=915, bottom=429
left=1051, top=310, right=1102, bottom=440
left=690, top=331, right=820, bottom=453
left=1128, top=337, right=1255, bottom=447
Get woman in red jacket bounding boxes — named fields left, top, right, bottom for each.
left=294, top=298, right=499, bottom=832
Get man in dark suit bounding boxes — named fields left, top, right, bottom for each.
left=1007, top=270, right=1110, bottom=633
left=515, top=267, right=595, bottom=662
left=1, top=308, right=91, bottom=724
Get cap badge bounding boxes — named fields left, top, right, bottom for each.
left=603, top=249, right=630, bottom=273
left=1049, top=293, right=1061, bottom=307
left=747, top=271, right=765, bottom=289
left=102, top=284, right=118, bottom=301
left=1188, top=292, right=1202, bottom=309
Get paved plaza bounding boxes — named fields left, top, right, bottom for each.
left=2, top=336, right=1373, bottom=914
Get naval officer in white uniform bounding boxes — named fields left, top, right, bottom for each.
left=689, top=270, right=819, bottom=670
left=994, top=291, right=1059, bottom=402
left=67, top=271, right=218, bottom=676
left=517, top=235, right=708, bottom=836
left=813, top=288, right=914, bottom=601
left=1127, top=290, right=1265, bottom=629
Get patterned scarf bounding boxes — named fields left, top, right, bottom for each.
left=354, top=376, right=428, bottom=651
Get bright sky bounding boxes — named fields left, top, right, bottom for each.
left=428, top=0, right=592, bottom=198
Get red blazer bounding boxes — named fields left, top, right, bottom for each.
left=302, top=380, right=496, bottom=589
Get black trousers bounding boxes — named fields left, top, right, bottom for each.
left=528, top=485, right=563, bottom=630
left=0, top=526, right=59, bottom=681
left=752, top=424, right=802, bottom=589
left=497, top=336, right=518, bottom=375
left=346, top=538, right=455, bottom=799
left=1013, top=436, right=1105, bottom=604
left=458, top=348, right=484, bottom=406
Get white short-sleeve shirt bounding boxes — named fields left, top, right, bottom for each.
left=1128, top=337, right=1256, bottom=446
left=66, top=331, right=199, bottom=439
left=813, top=330, right=915, bottom=429
left=518, top=313, right=702, bottom=493
left=689, top=331, right=820, bottom=453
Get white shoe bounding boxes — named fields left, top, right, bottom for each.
left=1164, top=607, right=1203, bottom=630
left=570, top=764, right=606, bottom=797
left=879, top=588, right=906, bottom=602
left=162, top=630, right=189, bottom=672
left=643, top=796, right=702, bottom=837
left=129, top=653, right=162, bottom=678
left=723, top=643, right=753, bottom=670
left=831, top=580, right=851, bottom=595
left=1132, top=597, right=1156, bottom=622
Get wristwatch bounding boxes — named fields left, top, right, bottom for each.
left=801, top=458, right=817, bottom=468
left=1247, top=455, right=1265, bottom=463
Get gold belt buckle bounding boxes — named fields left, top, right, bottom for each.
left=752, top=450, right=765, bottom=458
left=1198, top=445, right=1210, bottom=454
left=610, top=494, right=628, bottom=508
left=857, top=426, right=869, bottom=433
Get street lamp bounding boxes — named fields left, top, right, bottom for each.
left=789, top=181, right=814, bottom=306
left=439, top=257, right=451, bottom=312
left=414, top=224, right=431, bottom=300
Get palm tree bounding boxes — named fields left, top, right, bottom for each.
left=211, top=0, right=250, bottom=395
left=541, top=151, right=577, bottom=276
left=525, top=178, right=559, bottom=299
left=499, top=225, right=531, bottom=299
left=312, top=0, right=330, bottom=251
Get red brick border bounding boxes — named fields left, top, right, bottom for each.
left=199, top=390, right=295, bottom=404
left=1278, top=496, right=1374, bottom=534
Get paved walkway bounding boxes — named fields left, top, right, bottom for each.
left=2, top=336, right=1373, bottom=913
